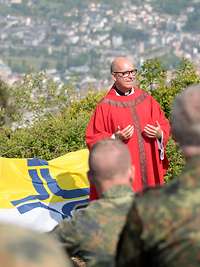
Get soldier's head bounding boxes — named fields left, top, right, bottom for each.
left=171, top=84, right=200, bottom=157
left=88, top=139, right=134, bottom=196
left=0, top=223, right=72, bottom=267
left=111, top=57, right=138, bottom=93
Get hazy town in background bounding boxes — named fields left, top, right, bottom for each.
left=0, top=0, right=200, bottom=91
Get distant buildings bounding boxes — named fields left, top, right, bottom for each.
left=0, top=0, right=199, bottom=89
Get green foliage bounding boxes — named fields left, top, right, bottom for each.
left=165, top=138, right=185, bottom=182
left=6, top=72, right=75, bottom=126
left=0, top=80, right=16, bottom=126
left=138, top=58, right=166, bottom=92
left=69, top=91, right=105, bottom=118
left=0, top=80, right=9, bottom=125
left=157, top=59, right=200, bottom=118
left=0, top=58, right=199, bottom=184
left=0, top=89, right=104, bottom=160
left=171, top=59, right=200, bottom=89
left=138, top=58, right=200, bottom=118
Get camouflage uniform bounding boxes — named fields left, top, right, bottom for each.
left=116, top=156, right=200, bottom=267
left=52, top=185, right=134, bottom=265
left=0, top=223, right=72, bottom=267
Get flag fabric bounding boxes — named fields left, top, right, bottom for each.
left=0, top=149, right=89, bottom=232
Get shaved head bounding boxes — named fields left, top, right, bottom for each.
left=89, top=139, right=132, bottom=182
left=171, top=84, right=200, bottom=146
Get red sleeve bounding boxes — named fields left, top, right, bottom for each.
left=86, top=102, right=114, bottom=201
left=85, top=103, right=113, bottom=149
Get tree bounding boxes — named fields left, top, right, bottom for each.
left=138, top=58, right=166, bottom=92
left=0, top=58, right=200, bottom=182
left=0, top=80, right=15, bottom=126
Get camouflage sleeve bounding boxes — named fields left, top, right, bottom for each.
left=51, top=218, right=80, bottom=257
left=115, top=202, right=144, bottom=267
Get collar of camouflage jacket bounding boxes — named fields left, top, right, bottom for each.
left=101, top=185, right=133, bottom=199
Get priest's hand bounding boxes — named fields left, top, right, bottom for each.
left=114, top=125, right=134, bottom=141
left=144, top=121, right=162, bottom=139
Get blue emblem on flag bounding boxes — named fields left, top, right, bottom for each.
left=11, top=158, right=89, bottom=219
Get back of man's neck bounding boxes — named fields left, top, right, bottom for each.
left=183, top=146, right=200, bottom=158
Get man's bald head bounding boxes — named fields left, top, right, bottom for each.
left=111, top=57, right=134, bottom=73
left=110, top=57, right=137, bottom=93
left=0, top=223, right=72, bottom=267
left=89, top=139, right=132, bottom=184
left=171, top=84, right=200, bottom=147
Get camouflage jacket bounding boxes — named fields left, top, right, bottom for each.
left=52, top=185, right=134, bottom=264
left=0, top=223, right=72, bottom=267
left=116, top=156, right=200, bottom=267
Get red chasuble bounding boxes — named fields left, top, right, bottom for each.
left=86, top=86, right=171, bottom=200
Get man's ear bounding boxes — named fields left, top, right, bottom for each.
left=111, top=73, right=117, bottom=82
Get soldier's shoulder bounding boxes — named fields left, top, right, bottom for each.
left=71, top=198, right=110, bottom=224
left=75, top=195, right=133, bottom=226
left=134, top=179, right=181, bottom=212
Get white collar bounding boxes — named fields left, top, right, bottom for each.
left=115, top=87, right=135, bottom=96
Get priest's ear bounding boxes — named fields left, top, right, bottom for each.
left=111, top=72, right=117, bottom=82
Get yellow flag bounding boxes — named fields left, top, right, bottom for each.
left=0, top=149, right=89, bottom=232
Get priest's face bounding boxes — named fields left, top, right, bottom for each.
left=111, top=58, right=137, bottom=93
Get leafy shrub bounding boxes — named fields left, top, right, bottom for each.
left=0, top=91, right=104, bottom=159
left=6, top=72, right=76, bottom=127
left=0, top=58, right=199, bottom=183
left=165, top=138, right=185, bottom=182
left=138, top=58, right=200, bottom=118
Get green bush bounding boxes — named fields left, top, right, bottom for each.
left=138, top=58, right=200, bottom=118
left=0, top=91, right=104, bottom=159
left=6, top=72, right=75, bottom=126
left=165, top=138, right=185, bottom=182
left=0, top=58, right=199, bottom=182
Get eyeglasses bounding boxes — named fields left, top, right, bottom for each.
left=113, top=69, right=138, bottom=78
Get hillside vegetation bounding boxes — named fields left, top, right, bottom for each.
left=0, top=58, right=200, bottom=182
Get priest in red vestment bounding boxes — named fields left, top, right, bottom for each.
left=86, top=57, right=171, bottom=200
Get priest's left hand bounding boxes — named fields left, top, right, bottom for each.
left=144, top=121, right=162, bottom=139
